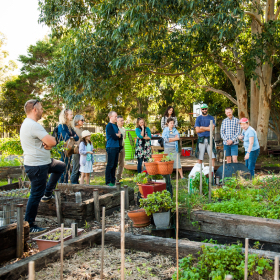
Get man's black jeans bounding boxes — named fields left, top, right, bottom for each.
left=105, top=147, right=119, bottom=185
left=24, top=159, right=66, bottom=226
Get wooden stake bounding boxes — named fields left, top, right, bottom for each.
left=116, top=182, right=121, bottom=191
left=60, top=223, right=64, bottom=280
left=121, top=191, right=125, bottom=280
left=275, top=256, right=279, bottom=280
left=54, top=190, right=62, bottom=225
left=209, top=120, right=213, bottom=203
left=244, top=238, right=249, bottom=280
left=176, top=153, right=179, bottom=280
left=100, top=207, right=106, bottom=279
left=28, top=261, right=35, bottom=280
left=199, top=163, right=203, bottom=195
left=222, top=150, right=226, bottom=185
left=71, top=223, right=78, bottom=238
left=93, top=189, right=100, bottom=222
left=16, top=204, right=24, bottom=258
left=225, top=275, right=233, bottom=280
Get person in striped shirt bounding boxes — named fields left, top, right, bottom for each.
left=220, top=107, right=241, bottom=163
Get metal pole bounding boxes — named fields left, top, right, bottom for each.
left=16, top=204, right=24, bottom=258
left=100, top=207, right=105, bottom=279
left=275, top=256, right=279, bottom=280
left=244, top=238, right=249, bottom=280
left=71, top=223, right=78, bottom=238
left=54, top=190, right=62, bottom=225
left=209, top=120, right=213, bottom=202
left=121, top=191, right=125, bottom=280
left=200, top=163, right=203, bottom=195
left=116, top=182, right=121, bottom=191
left=93, top=189, right=100, bottom=222
left=222, top=150, right=226, bottom=185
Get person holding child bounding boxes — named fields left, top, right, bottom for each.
left=79, top=130, right=95, bottom=184
left=162, top=118, right=185, bottom=179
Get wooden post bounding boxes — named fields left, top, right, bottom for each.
left=18, top=177, right=22, bottom=189
left=208, top=120, right=213, bottom=202
left=3, top=203, right=11, bottom=225
left=28, top=261, right=35, bottom=280
left=7, top=177, right=12, bottom=184
left=116, top=182, right=121, bottom=191
left=124, top=185, right=129, bottom=210
left=100, top=207, right=105, bottom=279
left=121, top=191, right=125, bottom=280
left=222, top=150, right=226, bottom=185
left=54, top=189, right=62, bottom=225
left=60, top=223, right=64, bottom=280
left=199, top=163, right=203, bottom=195
left=275, top=256, right=279, bottom=280
left=225, top=275, right=233, bottom=280
left=71, top=223, right=78, bottom=238
left=176, top=154, right=179, bottom=280
left=93, top=189, right=100, bottom=222
left=16, top=204, right=24, bottom=258
left=244, top=238, right=249, bottom=280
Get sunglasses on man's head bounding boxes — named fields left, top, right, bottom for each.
left=80, top=119, right=85, bottom=122
left=33, top=99, right=39, bottom=108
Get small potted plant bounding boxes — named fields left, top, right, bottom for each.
left=152, top=151, right=168, bottom=162
left=33, top=227, right=84, bottom=251
left=144, top=158, right=159, bottom=175
left=133, top=172, right=150, bottom=196
left=127, top=209, right=151, bottom=228
left=157, top=155, right=174, bottom=175
left=140, top=190, right=175, bottom=229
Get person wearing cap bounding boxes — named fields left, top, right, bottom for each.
left=238, top=118, right=260, bottom=178
left=70, top=115, right=85, bottom=184
left=194, top=104, right=216, bottom=167
left=220, top=107, right=241, bottom=163
left=79, top=130, right=95, bottom=184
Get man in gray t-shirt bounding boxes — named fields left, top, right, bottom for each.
left=20, top=99, right=66, bottom=234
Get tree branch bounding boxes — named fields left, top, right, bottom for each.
left=245, top=11, right=263, bottom=26
left=145, top=70, right=185, bottom=76
left=271, top=75, right=280, bottom=89
left=275, top=6, right=280, bottom=20
left=216, top=61, right=236, bottom=84
left=201, top=86, right=238, bottom=104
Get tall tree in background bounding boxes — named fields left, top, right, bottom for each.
left=39, top=0, right=280, bottom=151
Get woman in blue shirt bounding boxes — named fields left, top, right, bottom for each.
left=238, top=118, right=260, bottom=178
left=57, top=109, right=79, bottom=183
left=135, top=118, right=152, bottom=173
left=162, top=118, right=184, bottom=179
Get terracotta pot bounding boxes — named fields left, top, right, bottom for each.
left=151, top=153, right=168, bottom=162
left=141, top=182, right=166, bottom=198
left=127, top=209, right=151, bottom=228
left=144, top=162, right=159, bottom=175
left=137, top=183, right=144, bottom=196
left=157, top=161, right=174, bottom=175
left=33, top=227, right=84, bottom=251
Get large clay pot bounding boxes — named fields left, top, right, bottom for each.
left=141, top=182, right=166, bottom=198
left=127, top=209, right=151, bottom=228
left=157, top=161, right=174, bottom=175
left=152, top=153, right=168, bottom=162
left=144, top=162, right=158, bottom=175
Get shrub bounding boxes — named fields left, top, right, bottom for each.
left=90, top=133, right=106, bottom=150
left=0, top=137, right=23, bottom=156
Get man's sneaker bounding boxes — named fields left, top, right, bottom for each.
left=30, top=225, right=47, bottom=235
left=41, top=194, right=55, bottom=203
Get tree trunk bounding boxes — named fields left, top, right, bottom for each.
left=233, top=69, right=249, bottom=119
left=257, top=63, right=273, bottom=153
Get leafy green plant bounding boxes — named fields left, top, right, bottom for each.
left=152, top=151, right=165, bottom=155
left=191, top=172, right=208, bottom=195
left=90, top=133, right=106, bottom=150
left=160, top=154, right=172, bottom=162
left=41, top=228, right=72, bottom=241
left=173, top=243, right=272, bottom=280
left=0, top=157, right=21, bottom=167
left=133, top=173, right=149, bottom=184
left=0, top=137, right=23, bottom=156
left=50, top=141, right=66, bottom=159
left=139, top=190, right=176, bottom=216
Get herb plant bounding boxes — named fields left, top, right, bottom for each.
left=191, top=172, right=208, bottom=195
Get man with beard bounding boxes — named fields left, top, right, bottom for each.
left=194, top=104, right=216, bottom=167
left=20, top=99, right=66, bottom=234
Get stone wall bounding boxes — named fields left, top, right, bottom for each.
left=0, top=166, right=23, bottom=181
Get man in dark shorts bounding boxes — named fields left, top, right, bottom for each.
left=20, top=99, right=66, bottom=234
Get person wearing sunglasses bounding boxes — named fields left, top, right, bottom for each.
left=70, top=115, right=85, bottom=184
left=194, top=104, right=216, bottom=168
left=20, top=99, right=66, bottom=234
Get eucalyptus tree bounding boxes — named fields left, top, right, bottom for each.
left=39, top=0, right=280, bottom=152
